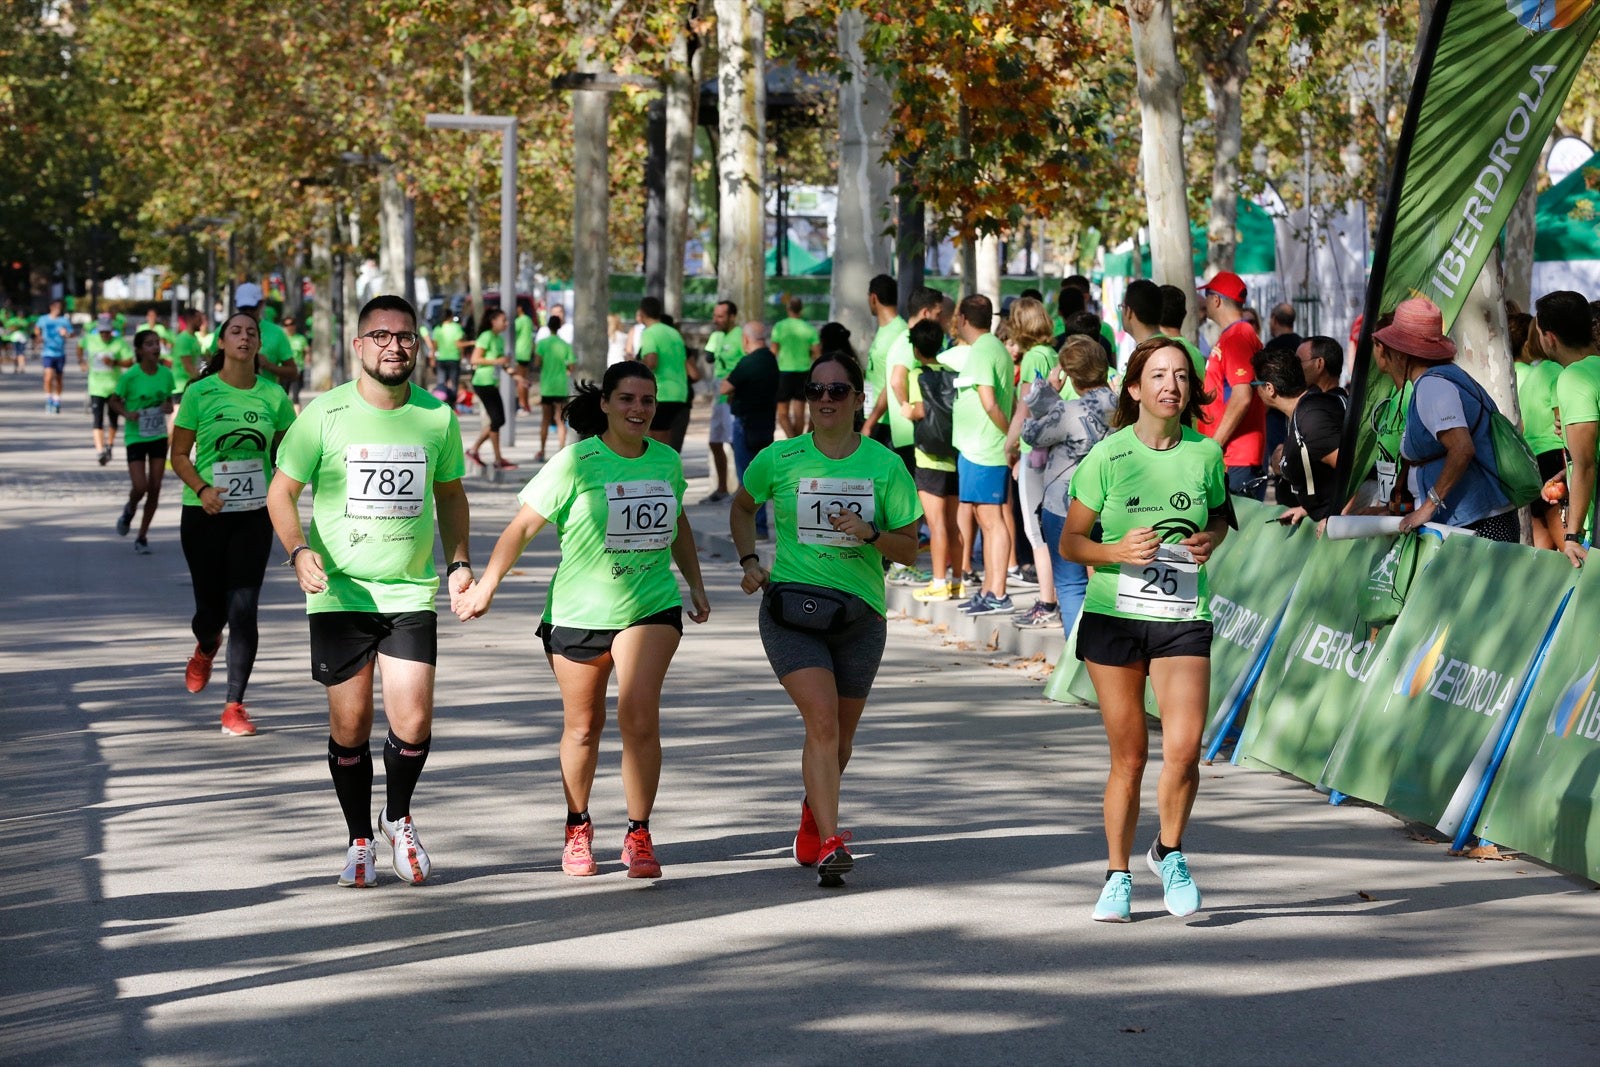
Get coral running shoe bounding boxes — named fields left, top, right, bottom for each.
left=816, top=832, right=854, bottom=888
left=381, top=808, right=431, bottom=885
left=793, top=799, right=821, bottom=867
left=621, top=827, right=662, bottom=878
left=562, top=821, right=598, bottom=877
left=185, top=643, right=216, bottom=693
left=219, top=702, right=255, bottom=736
left=338, top=838, right=378, bottom=888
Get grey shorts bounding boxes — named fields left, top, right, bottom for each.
left=757, top=595, right=887, bottom=699
left=709, top=400, right=734, bottom=444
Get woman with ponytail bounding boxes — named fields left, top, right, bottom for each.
left=455, top=360, right=710, bottom=879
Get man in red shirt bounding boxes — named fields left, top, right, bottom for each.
left=1198, top=271, right=1267, bottom=498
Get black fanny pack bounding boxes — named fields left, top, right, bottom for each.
left=764, top=582, right=871, bottom=633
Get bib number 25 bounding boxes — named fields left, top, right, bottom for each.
left=1115, top=544, right=1199, bottom=619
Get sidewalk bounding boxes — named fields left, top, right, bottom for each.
left=2, top=370, right=1596, bottom=1066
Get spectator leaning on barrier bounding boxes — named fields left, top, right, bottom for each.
left=1385, top=297, right=1519, bottom=543
left=1509, top=309, right=1566, bottom=551
left=1197, top=271, right=1267, bottom=499
left=1536, top=289, right=1600, bottom=566
left=1251, top=346, right=1344, bottom=525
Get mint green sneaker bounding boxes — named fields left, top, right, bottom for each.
left=1147, top=843, right=1202, bottom=916
left=1092, top=871, right=1133, bottom=923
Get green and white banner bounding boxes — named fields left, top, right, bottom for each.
left=1476, top=561, right=1600, bottom=881
left=1321, top=535, right=1576, bottom=830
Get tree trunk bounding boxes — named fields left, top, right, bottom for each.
left=572, top=60, right=612, bottom=378
left=644, top=99, right=668, bottom=300
left=896, top=158, right=926, bottom=314
left=310, top=208, right=333, bottom=390
left=715, top=0, right=766, bottom=327
left=975, top=233, right=1002, bottom=305
left=662, top=22, right=701, bottom=321
left=378, top=164, right=407, bottom=297
left=463, top=56, right=484, bottom=329
left=342, top=207, right=361, bottom=382
left=831, top=8, right=895, bottom=343
left=1205, top=63, right=1244, bottom=276
left=1452, top=248, right=1520, bottom=423
left=1128, top=0, right=1199, bottom=338
left=283, top=241, right=303, bottom=323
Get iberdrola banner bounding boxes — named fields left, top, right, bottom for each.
left=1340, top=0, right=1600, bottom=501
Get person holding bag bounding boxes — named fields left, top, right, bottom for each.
left=730, top=352, right=922, bottom=887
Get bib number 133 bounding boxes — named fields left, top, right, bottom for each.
left=1115, top=544, right=1199, bottom=619
left=796, top=478, right=875, bottom=546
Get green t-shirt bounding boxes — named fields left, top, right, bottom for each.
left=173, top=373, right=296, bottom=508
left=115, top=364, right=176, bottom=444
left=433, top=321, right=464, bottom=363
left=909, top=362, right=956, bottom=473
left=1558, top=355, right=1600, bottom=534
left=274, top=382, right=466, bottom=614
left=1015, top=344, right=1058, bottom=455
left=518, top=436, right=688, bottom=629
left=287, top=332, right=309, bottom=364
left=536, top=334, right=573, bottom=396
left=1370, top=379, right=1413, bottom=502
left=708, top=330, right=741, bottom=405
left=1069, top=425, right=1229, bottom=623
left=84, top=334, right=132, bottom=398
left=514, top=312, right=535, bottom=363
left=170, top=331, right=202, bottom=393
left=637, top=322, right=689, bottom=403
left=866, top=316, right=908, bottom=401
left=258, top=319, right=295, bottom=367
left=883, top=331, right=920, bottom=448
left=471, top=330, right=503, bottom=388
left=742, top=434, right=923, bottom=616
left=951, top=332, right=1015, bottom=467
left=770, top=316, right=820, bottom=374
left=1515, top=359, right=1563, bottom=456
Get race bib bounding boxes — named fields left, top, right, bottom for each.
left=137, top=407, right=167, bottom=438
left=346, top=444, right=427, bottom=518
left=1376, top=460, right=1397, bottom=503
left=796, top=477, right=876, bottom=546
left=213, top=458, right=266, bottom=512
left=1115, top=544, right=1200, bottom=619
left=604, top=479, right=676, bottom=551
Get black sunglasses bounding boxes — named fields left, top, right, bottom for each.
left=804, top=382, right=855, bottom=401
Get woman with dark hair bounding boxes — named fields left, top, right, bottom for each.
left=109, top=329, right=174, bottom=553
left=169, top=311, right=296, bottom=736
left=730, top=351, right=923, bottom=887
left=1061, top=336, right=1231, bottom=923
left=1511, top=312, right=1566, bottom=550
left=456, top=361, right=710, bottom=879
left=466, top=307, right=516, bottom=470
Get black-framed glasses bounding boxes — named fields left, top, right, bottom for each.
left=804, top=382, right=855, bottom=401
left=359, top=329, right=420, bottom=350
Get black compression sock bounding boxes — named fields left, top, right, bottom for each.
left=383, top=731, right=431, bottom=822
left=1040, top=601, right=1059, bottom=611
left=327, top=737, right=373, bottom=844
left=627, top=818, right=649, bottom=834
left=1107, top=869, right=1131, bottom=881
left=1154, top=838, right=1182, bottom=860
left=567, top=810, right=591, bottom=827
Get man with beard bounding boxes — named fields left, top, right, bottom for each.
left=267, top=295, right=473, bottom=888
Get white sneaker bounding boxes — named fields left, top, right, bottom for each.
left=380, top=808, right=431, bottom=884
left=338, top=838, right=378, bottom=888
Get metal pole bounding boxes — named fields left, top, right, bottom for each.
left=500, top=123, right=518, bottom=448
left=404, top=193, right=417, bottom=309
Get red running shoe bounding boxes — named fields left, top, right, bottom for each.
left=621, top=827, right=662, bottom=878
left=185, top=643, right=216, bottom=693
left=563, top=821, right=598, bottom=877
left=793, top=798, right=821, bottom=867
left=494, top=458, right=519, bottom=470
left=816, top=831, right=854, bottom=888
left=220, top=702, right=256, bottom=736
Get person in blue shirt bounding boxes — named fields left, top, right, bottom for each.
left=34, top=298, right=76, bottom=414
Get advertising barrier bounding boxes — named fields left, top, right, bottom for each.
left=1475, top=562, right=1600, bottom=882
left=1320, top=536, right=1576, bottom=830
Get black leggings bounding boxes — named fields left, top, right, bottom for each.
left=180, top=506, right=273, bottom=703
left=477, top=380, right=506, bottom=431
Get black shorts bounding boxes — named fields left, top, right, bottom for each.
left=1533, top=448, right=1566, bottom=518
left=777, top=371, right=809, bottom=403
left=1076, top=611, right=1213, bottom=666
left=537, top=605, right=683, bottom=662
left=127, top=438, right=167, bottom=463
left=914, top=465, right=959, bottom=497
left=650, top=400, right=691, bottom=432
left=309, top=610, right=438, bottom=686
left=477, top=382, right=506, bottom=430
left=541, top=394, right=568, bottom=407
left=91, top=395, right=119, bottom=430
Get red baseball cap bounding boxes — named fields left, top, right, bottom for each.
left=1199, top=271, right=1247, bottom=304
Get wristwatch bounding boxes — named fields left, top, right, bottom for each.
left=863, top=521, right=882, bottom=544
left=1565, top=532, right=1583, bottom=544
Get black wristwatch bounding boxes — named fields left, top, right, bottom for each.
left=863, top=521, right=882, bottom=544
left=447, top=561, right=473, bottom=577
left=1565, top=532, right=1583, bottom=544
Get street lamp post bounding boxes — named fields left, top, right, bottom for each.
left=425, top=113, right=519, bottom=448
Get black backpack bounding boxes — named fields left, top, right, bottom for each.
left=912, top=368, right=958, bottom=460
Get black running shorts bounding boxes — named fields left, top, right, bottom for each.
left=1076, top=611, right=1213, bottom=667
left=309, top=610, right=437, bottom=686
left=537, top=606, right=683, bottom=662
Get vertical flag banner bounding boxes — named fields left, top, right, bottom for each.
left=1339, top=0, right=1600, bottom=501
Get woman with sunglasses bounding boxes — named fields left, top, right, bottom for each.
left=730, top=353, right=923, bottom=887
left=1060, top=337, right=1231, bottom=923
left=456, top=361, right=710, bottom=879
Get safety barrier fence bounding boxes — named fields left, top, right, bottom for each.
left=1044, top=496, right=1600, bottom=884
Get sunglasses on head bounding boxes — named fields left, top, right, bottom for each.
left=804, top=382, right=855, bottom=401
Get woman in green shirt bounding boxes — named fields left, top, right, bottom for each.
left=456, top=361, right=710, bottom=880
left=465, top=308, right=515, bottom=470
left=109, top=330, right=175, bottom=552
left=1062, top=337, right=1232, bottom=924
left=730, top=352, right=924, bottom=887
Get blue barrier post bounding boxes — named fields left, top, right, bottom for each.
left=1206, top=612, right=1285, bottom=763
left=1448, top=586, right=1574, bottom=853
left=1328, top=790, right=1347, bottom=805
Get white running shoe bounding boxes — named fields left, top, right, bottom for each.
left=339, top=838, right=378, bottom=888
left=380, top=808, right=431, bottom=885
